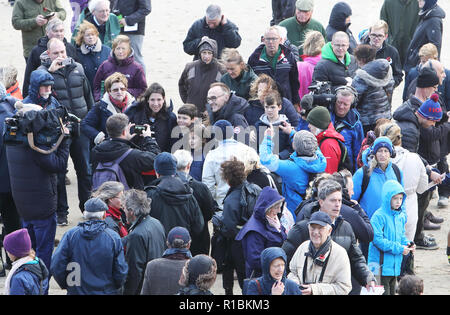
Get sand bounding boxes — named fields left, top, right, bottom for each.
left=0, top=0, right=449, bottom=295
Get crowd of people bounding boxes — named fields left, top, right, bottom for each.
left=0, top=0, right=449, bottom=296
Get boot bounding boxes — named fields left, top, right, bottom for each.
left=427, top=212, right=444, bottom=224
left=423, top=218, right=441, bottom=230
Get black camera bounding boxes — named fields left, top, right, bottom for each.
left=134, top=125, right=147, bottom=135
left=308, top=81, right=332, bottom=95
left=63, top=113, right=81, bottom=138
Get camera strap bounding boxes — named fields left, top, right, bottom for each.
left=27, top=117, right=65, bottom=155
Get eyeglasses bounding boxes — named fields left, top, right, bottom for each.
left=111, top=87, right=127, bottom=93
left=264, top=37, right=279, bottom=42
left=332, top=44, right=348, bottom=49
left=369, top=33, right=385, bottom=39
left=207, top=94, right=225, bottom=103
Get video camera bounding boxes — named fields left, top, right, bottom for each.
left=299, top=81, right=336, bottom=117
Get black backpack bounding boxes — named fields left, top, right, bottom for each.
left=319, top=137, right=353, bottom=171
left=358, top=163, right=402, bottom=202
left=239, top=182, right=262, bottom=224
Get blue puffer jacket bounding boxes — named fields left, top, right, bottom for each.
left=50, top=220, right=128, bottom=295
left=22, top=69, right=61, bottom=110
left=8, top=257, right=49, bottom=295
left=352, top=160, right=404, bottom=219
left=236, top=187, right=287, bottom=278
left=259, top=134, right=327, bottom=218
left=244, top=247, right=301, bottom=295
left=330, top=108, right=364, bottom=173
left=368, top=180, right=410, bottom=277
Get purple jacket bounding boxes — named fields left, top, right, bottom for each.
left=236, top=187, right=287, bottom=278
left=93, top=50, right=147, bottom=101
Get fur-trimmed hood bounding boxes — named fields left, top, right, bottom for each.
left=355, top=59, right=393, bottom=88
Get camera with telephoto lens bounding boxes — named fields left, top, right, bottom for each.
left=64, top=113, right=81, bottom=138
left=300, top=81, right=336, bottom=118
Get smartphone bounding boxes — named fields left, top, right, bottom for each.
left=44, top=12, right=55, bottom=19
left=61, top=58, right=71, bottom=66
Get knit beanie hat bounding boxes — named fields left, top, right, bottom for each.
left=213, top=119, right=234, bottom=140
left=296, top=0, right=314, bottom=11
left=154, top=152, right=177, bottom=176
left=293, top=130, right=318, bottom=156
left=417, top=67, right=440, bottom=88
left=417, top=93, right=443, bottom=121
left=187, top=254, right=214, bottom=285
left=84, top=197, right=108, bottom=212
left=306, top=106, right=331, bottom=130
left=198, top=41, right=214, bottom=54
left=3, top=228, right=32, bottom=258
left=371, top=136, right=394, bottom=156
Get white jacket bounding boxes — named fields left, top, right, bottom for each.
left=202, top=139, right=258, bottom=209
left=392, top=146, right=428, bottom=240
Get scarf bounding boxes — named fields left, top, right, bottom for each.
left=4, top=256, right=34, bottom=295
left=84, top=43, right=97, bottom=53
left=109, top=94, right=128, bottom=112
left=266, top=215, right=281, bottom=232
left=306, top=236, right=332, bottom=261
left=106, top=206, right=128, bottom=237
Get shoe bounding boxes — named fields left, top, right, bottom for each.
left=65, top=175, right=71, bottom=185
left=437, top=196, right=448, bottom=208
left=424, top=235, right=436, bottom=242
left=415, top=237, right=439, bottom=250
left=57, top=216, right=68, bottom=226
left=427, top=212, right=444, bottom=224
left=423, top=218, right=441, bottom=230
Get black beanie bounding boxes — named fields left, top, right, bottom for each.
left=417, top=67, right=440, bottom=88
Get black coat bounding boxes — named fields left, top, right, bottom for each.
left=393, top=96, right=423, bottom=154
left=91, top=137, right=160, bottom=190
left=404, top=5, right=445, bottom=73
left=145, top=176, right=205, bottom=239
left=112, top=0, right=151, bottom=36
left=206, top=93, right=249, bottom=128
left=326, top=2, right=358, bottom=54
left=23, top=36, right=78, bottom=98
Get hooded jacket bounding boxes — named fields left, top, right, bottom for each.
left=220, top=66, right=258, bottom=100
left=179, top=37, right=226, bottom=113
left=93, top=49, right=147, bottom=101
left=248, top=43, right=300, bottom=105
left=245, top=247, right=301, bottom=295
left=316, top=122, right=346, bottom=174
left=145, top=176, right=205, bottom=238
left=312, top=42, right=358, bottom=92
left=380, top=0, right=420, bottom=66
left=91, top=137, right=160, bottom=190
left=404, top=4, right=445, bottom=73
left=352, top=59, right=395, bottom=126
left=235, top=187, right=287, bottom=278
left=23, top=36, right=78, bottom=98
left=38, top=54, right=94, bottom=119
left=368, top=180, right=410, bottom=277
left=50, top=220, right=128, bottom=295
left=245, top=97, right=300, bottom=129
left=205, top=92, right=249, bottom=129
left=330, top=107, right=364, bottom=173
left=8, top=257, right=49, bottom=295
left=392, top=96, right=423, bottom=153
left=259, top=135, right=327, bottom=218
left=22, top=69, right=61, bottom=109
left=326, top=2, right=357, bottom=54
left=183, top=16, right=242, bottom=60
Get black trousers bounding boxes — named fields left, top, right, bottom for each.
left=222, top=239, right=245, bottom=293
left=0, top=192, right=22, bottom=265
left=414, top=189, right=433, bottom=242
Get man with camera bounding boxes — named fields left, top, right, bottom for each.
left=91, top=113, right=161, bottom=190
left=39, top=37, right=95, bottom=225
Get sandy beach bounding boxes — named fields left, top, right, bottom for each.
left=0, top=0, right=449, bottom=295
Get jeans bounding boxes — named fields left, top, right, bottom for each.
left=57, top=133, right=92, bottom=216
left=22, top=213, right=57, bottom=272
left=127, top=34, right=146, bottom=74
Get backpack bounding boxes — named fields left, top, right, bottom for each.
left=319, top=137, right=353, bottom=171
left=239, top=182, right=262, bottom=224
left=358, top=163, right=402, bottom=202
left=92, top=149, right=132, bottom=191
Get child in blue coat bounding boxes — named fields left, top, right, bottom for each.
left=368, top=180, right=416, bottom=295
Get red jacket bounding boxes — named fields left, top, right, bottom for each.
left=316, top=122, right=345, bottom=174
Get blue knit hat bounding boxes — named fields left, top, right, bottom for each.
left=213, top=120, right=234, bottom=140
left=417, top=93, right=443, bottom=122
left=371, top=136, right=394, bottom=156
left=154, top=152, right=177, bottom=176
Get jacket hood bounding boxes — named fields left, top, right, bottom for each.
left=78, top=220, right=108, bottom=240
left=328, top=2, right=352, bottom=31
left=197, top=37, right=218, bottom=57
left=321, top=42, right=352, bottom=66
left=380, top=180, right=406, bottom=215
left=253, top=187, right=285, bottom=222
left=420, top=4, right=445, bottom=19
left=155, top=176, right=193, bottom=205
left=355, top=59, right=393, bottom=87
left=260, top=247, right=287, bottom=284
left=17, top=258, right=49, bottom=282
left=332, top=107, right=361, bottom=130
left=289, top=148, right=327, bottom=172
left=392, top=99, right=421, bottom=126
left=27, top=69, right=56, bottom=104
left=259, top=114, right=288, bottom=126
left=316, top=122, right=345, bottom=143
left=91, top=138, right=135, bottom=162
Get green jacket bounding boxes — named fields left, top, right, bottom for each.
left=380, top=0, right=420, bottom=65
left=220, top=67, right=258, bottom=100
left=12, top=0, right=66, bottom=58
left=279, top=16, right=327, bottom=56
left=71, top=10, right=120, bottom=48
